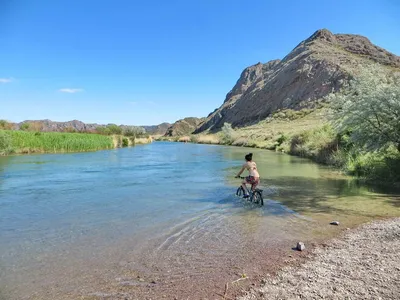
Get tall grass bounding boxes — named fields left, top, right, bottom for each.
left=345, top=149, right=400, bottom=183
left=288, top=125, right=339, bottom=165
left=0, top=131, right=13, bottom=155
left=5, top=130, right=114, bottom=154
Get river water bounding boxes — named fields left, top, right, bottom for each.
left=0, top=142, right=399, bottom=299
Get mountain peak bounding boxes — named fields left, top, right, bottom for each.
left=306, top=28, right=336, bottom=43
left=194, top=29, right=400, bottom=133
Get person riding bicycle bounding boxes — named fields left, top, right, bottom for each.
left=235, top=153, right=260, bottom=198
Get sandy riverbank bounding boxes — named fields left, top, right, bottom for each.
left=239, top=217, right=400, bottom=300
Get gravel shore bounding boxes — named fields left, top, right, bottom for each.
left=239, top=218, right=400, bottom=300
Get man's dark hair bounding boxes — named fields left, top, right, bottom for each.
left=245, top=153, right=253, bottom=161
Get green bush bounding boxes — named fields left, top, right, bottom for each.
left=289, top=125, right=338, bottom=164
left=329, top=64, right=400, bottom=152
left=276, top=134, right=288, bottom=146
left=20, top=123, right=30, bottom=131
left=123, top=126, right=146, bottom=137
left=220, top=123, right=237, bottom=145
left=96, top=126, right=111, bottom=135
left=0, top=120, right=13, bottom=130
left=122, top=137, right=129, bottom=147
left=344, top=149, right=400, bottom=183
left=0, top=131, right=14, bottom=155
left=106, top=124, right=122, bottom=135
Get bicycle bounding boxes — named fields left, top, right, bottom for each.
left=235, top=176, right=264, bottom=206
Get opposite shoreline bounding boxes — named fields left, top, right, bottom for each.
left=0, top=130, right=153, bottom=156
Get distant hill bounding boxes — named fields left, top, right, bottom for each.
left=13, top=119, right=103, bottom=132
left=164, top=117, right=205, bottom=137
left=142, top=123, right=171, bottom=135
left=10, top=119, right=170, bottom=135
left=194, top=29, right=400, bottom=133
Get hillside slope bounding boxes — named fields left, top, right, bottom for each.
left=164, top=117, right=205, bottom=137
left=195, top=29, right=400, bottom=133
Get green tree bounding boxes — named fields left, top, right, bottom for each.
left=20, top=123, right=30, bottom=131
left=123, top=126, right=145, bottom=137
left=95, top=126, right=108, bottom=135
left=106, top=124, right=122, bottom=135
left=329, top=65, right=400, bottom=152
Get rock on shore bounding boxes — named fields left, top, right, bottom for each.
left=239, top=218, right=400, bottom=300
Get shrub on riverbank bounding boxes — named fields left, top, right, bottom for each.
left=287, top=125, right=339, bottom=165
left=219, top=123, right=236, bottom=145
left=329, top=65, right=400, bottom=152
left=0, top=131, right=14, bottom=155
left=344, top=148, right=400, bottom=182
left=0, top=120, right=13, bottom=130
left=4, top=130, right=114, bottom=154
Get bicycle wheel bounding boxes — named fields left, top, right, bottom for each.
left=236, top=186, right=244, bottom=197
left=251, top=190, right=264, bottom=206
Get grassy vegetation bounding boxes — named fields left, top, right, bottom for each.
left=0, top=119, right=154, bottom=155
left=2, top=130, right=115, bottom=154
left=0, top=131, right=13, bottom=155
left=162, top=102, right=399, bottom=185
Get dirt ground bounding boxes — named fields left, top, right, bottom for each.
left=238, top=218, right=400, bottom=300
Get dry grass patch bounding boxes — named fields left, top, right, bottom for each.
left=178, top=136, right=191, bottom=142
left=196, top=134, right=220, bottom=144
left=135, top=137, right=153, bottom=144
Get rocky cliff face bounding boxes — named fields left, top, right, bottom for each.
left=195, top=29, right=400, bottom=133
left=164, top=117, right=205, bottom=137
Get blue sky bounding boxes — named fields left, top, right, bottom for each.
left=1, top=0, right=399, bottom=125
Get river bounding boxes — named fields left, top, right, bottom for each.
left=0, top=142, right=399, bottom=299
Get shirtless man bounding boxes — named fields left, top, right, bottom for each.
left=235, top=153, right=260, bottom=198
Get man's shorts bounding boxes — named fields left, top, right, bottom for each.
left=245, top=176, right=260, bottom=189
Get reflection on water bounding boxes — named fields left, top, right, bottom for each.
left=0, top=143, right=399, bottom=299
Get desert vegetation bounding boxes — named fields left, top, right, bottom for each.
left=0, top=124, right=152, bottom=155
left=164, top=65, right=400, bottom=184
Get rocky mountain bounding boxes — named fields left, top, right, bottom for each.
left=164, top=117, right=205, bottom=136
left=142, top=123, right=171, bottom=135
left=195, top=29, right=400, bottom=133
left=12, top=119, right=169, bottom=135
left=14, top=119, right=102, bottom=132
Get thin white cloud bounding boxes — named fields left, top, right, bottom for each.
left=0, top=78, right=13, bottom=83
left=59, top=88, right=84, bottom=93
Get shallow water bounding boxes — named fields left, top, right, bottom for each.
left=0, top=142, right=399, bottom=299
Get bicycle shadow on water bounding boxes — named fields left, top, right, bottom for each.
left=214, top=187, right=302, bottom=218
